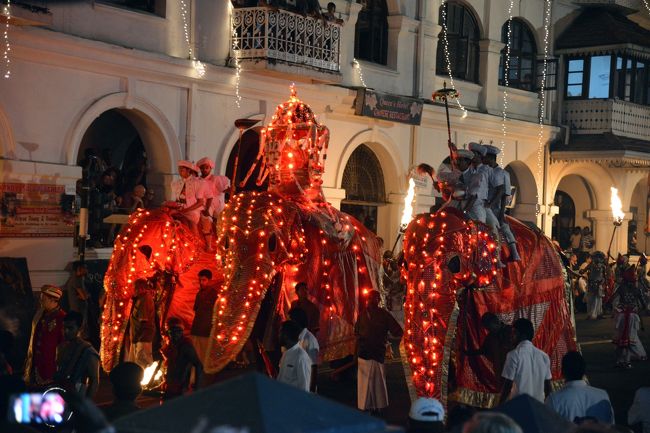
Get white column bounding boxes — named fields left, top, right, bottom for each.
left=322, top=186, right=346, bottom=210
left=586, top=209, right=633, bottom=256
left=478, top=39, right=505, bottom=114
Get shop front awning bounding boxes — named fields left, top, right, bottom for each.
left=551, top=133, right=650, bottom=168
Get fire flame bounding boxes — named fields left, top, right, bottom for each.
left=141, top=361, right=159, bottom=386
left=610, top=187, right=625, bottom=224
left=401, top=178, right=416, bottom=229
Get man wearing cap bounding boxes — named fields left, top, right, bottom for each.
left=197, top=157, right=230, bottom=249
left=483, top=145, right=521, bottom=262
left=170, top=160, right=206, bottom=234
left=24, top=285, right=66, bottom=386
left=408, top=397, right=445, bottom=433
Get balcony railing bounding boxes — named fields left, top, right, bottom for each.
left=564, top=99, right=650, bottom=141
left=231, top=7, right=341, bottom=73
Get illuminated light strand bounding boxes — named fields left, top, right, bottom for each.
left=535, top=0, right=552, bottom=217
left=642, top=0, right=650, bottom=15
left=439, top=0, right=468, bottom=119
left=499, top=2, right=514, bottom=166
left=180, top=0, right=205, bottom=78
left=3, top=0, right=11, bottom=79
left=352, top=57, right=367, bottom=88
left=229, top=4, right=242, bottom=108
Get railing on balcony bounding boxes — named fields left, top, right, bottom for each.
left=564, top=99, right=650, bottom=141
left=231, top=7, right=341, bottom=73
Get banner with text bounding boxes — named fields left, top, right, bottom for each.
left=355, top=88, right=423, bottom=125
left=0, top=182, right=74, bottom=237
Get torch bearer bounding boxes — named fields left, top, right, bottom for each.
left=607, top=187, right=625, bottom=261
left=391, top=178, right=417, bottom=255
left=432, top=82, right=461, bottom=171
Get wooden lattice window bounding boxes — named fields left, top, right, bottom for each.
left=342, top=144, right=385, bottom=203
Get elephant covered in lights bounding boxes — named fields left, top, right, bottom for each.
left=402, top=208, right=577, bottom=408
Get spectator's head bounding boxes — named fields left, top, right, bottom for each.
left=63, top=311, right=83, bottom=341
left=569, top=254, right=578, bottom=264
left=279, top=320, right=302, bottom=349
left=295, top=282, right=309, bottom=301
left=40, top=285, right=62, bottom=312
left=462, top=412, right=522, bottom=433
left=133, top=185, right=146, bottom=198
left=166, top=317, right=184, bottom=343
left=573, top=227, right=582, bottom=235
left=407, top=397, right=445, bottom=433
left=72, top=261, right=88, bottom=277
left=366, top=290, right=381, bottom=308
left=417, top=163, right=435, bottom=179
left=145, top=189, right=155, bottom=202
left=198, top=269, right=212, bottom=289
left=480, top=313, right=501, bottom=333
left=109, top=362, right=143, bottom=401
left=562, top=351, right=586, bottom=381
left=327, top=2, right=336, bottom=12
left=512, top=318, right=534, bottom=342
left=288, top=307, right=308, bottom=331
left=447, top=405, right=476, bottom=433
left=582, top=227, right=591, bottom=235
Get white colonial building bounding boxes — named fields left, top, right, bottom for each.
left=1, top=0, right=649, bottom=287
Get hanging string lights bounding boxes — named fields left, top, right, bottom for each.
left=499, top=2, right=514, bottom=165
left=352, top=57, right=367, bottom=88
left=3, top=0, right=11, bottom=79
left=535, top=0, right=552, bottom=217
left=179, top=0, right=205, bottom=78
left=229, top=3, right=242, bottom=108
left=439, top=0, right=468, bottom=119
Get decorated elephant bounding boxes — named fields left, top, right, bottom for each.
left=402, top=207, right=577, bottom=408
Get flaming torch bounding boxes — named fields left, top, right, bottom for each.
left=391, top=178, right=417, bottom=254
left=141, top=361, right=163, bottom=390
left=607, top=187, right=625, bottom=260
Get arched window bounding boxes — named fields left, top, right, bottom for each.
left=354, top=0, right=389, bottom=65
left=435, top=2, right=480, bottom=83
left=341, top=144, right=385, bottom=233
left=499, top=20, right=537, bottom=91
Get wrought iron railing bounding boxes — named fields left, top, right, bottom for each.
left=231, top=7, right=341, bottom=73
left=564, top=99, right=650, bottom=140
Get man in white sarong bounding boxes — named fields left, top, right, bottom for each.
left=355, top=290, right=403, bottom=414
left=170, top=160, right=206, bottom=235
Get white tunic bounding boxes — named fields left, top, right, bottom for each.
left=277, top=343, right=312, bottom=392
left=502, top=340, right=552, bottom=402
left=629, top=387, right=650, bottom=433
left=170, top=176, right=206, bottom=223
left=202, top=174, right=230, bottom=216
left=466, top=164, right=490, bottom=201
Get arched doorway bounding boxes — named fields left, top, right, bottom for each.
left=504, top=161, right=537, bottom=225
left=225, top=128, right=267, bottom=194
left=340, top=144, right=386, bottom=233
left=628, top=175, right=650, bottom=254
left=552, top=174, right=594, bottom=250
left=552, top=191, right=575, bottom=249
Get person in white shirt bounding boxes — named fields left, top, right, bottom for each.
left=196, top=157, right=230, bottom=250
left=276, top=320, right=311, bottom=392
left=500, top=318, right=552, bottom=404
left=169, top=160, right=206, bottom=234
left=288, top=307, right=319, bottom=392
left=629, top=387, right=650, bottom=433
left=546, top=351, right=614, bottom=424
left=483, top=145, right=521, bottom=262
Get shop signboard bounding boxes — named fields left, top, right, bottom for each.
left=355, top=88, right=423, bottom=125
left=0, top=182, right=75, bottom=237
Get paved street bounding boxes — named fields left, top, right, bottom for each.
left=94, top=310, right=650, bottom=428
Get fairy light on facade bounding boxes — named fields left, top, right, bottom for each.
left=2, top=0, right=11, bottom=79
left=352, top=58, right=367, bottom=88
left=179, top=0, right=205, bottom=78
left=535, top=0, right=552, bottom=217
left=439, top=0, right=468, bottom=119
left=229, top=3, right=242, bottom=108
left=499, top=2, right=514, bottom=165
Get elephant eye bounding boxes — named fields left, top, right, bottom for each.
left=447, top=254, right=461, bottom=274
left=268, top=233, right=277, bottom=253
